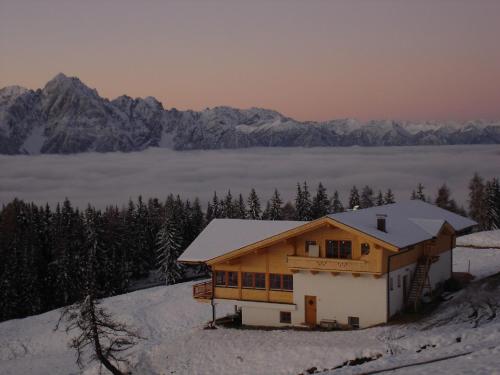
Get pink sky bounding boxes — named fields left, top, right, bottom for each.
left=1, top=0, right=500, bottom=121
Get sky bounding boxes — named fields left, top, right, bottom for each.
left=1, top=145, right=498, bottom=209
left=1, top=0, right=500, bottom=121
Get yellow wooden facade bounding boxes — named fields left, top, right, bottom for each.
left=208, top=217, right=456, bottom=305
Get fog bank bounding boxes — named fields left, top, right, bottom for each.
left=1, top=145, right=499, bottom=209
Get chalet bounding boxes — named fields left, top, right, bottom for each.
left=178, top=200, right=476, bottom=329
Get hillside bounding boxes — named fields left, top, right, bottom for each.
left=1, top=74, right=500, bottom=154
left=0, top=236, right=499, bottom=375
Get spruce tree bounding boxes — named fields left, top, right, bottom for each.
left=468, top=173, right=488, bottom=230
left=235, top=194, right=247, bottom=219
left=435, top=184, right=460, bottom=214
left=268, top=189, right=283, bottom=220
left=295, top=182, right=312, bottom=220
left=330, top=191, right=344, bottom=213
left=247, top=188, right=262, bottom=219
left=416, top=183, right=426, bottom=201
left=376, top=191, right=384, bottom=206
left=348, top=186, right=360, bottom=209
left=384, top=189, right=395, bottom=204
left=282, top=201, right=297, bottom=220
left=485, top=178, right=500, bottom=229
left=156, top=218, right=184, bottom=285
left=360, top=185, right=374, bottom=208
left=222, top=190, right=235, bottom=218
left=311, top=182, right=330, bottom=218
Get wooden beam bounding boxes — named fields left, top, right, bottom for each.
left=310, top=270, right=319, bottom=275
left=330, top=272, right=340, bottom=277
left=290, top=269, right=300, bottom=274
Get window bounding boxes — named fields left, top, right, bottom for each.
left=340, top=240, right=352, bottom=259
left=389, top=277, right=394, bottom=291
left=348, top=316, right=360, bottom=329
left=325, top=240, right=352, bottom=259
left=243, top=272, right=254, bottom=288
left=305, top=240, right=317, bottom=253
left=255, top=273, right=266, bottom=289
left=283, top=275, right=293, bottom=291
left=269, top=274, right=294, bottom=291
left=361, top=243, right=370, bottom=256
left=270, top=274, right=281, bottom=290
left=215, top=271, right=226, bottom=286
left=242, top=272, right=266, bottom=289
left=228, top=272, right=238, bottom=287
left=280, top=311, right=291, bottom=324
left=326, top=240, right=338, bottom=258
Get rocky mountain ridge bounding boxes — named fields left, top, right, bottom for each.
left=1, top=73, right=499, bottom=154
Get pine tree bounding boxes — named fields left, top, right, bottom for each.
left=282, top=201, right=296, bottom=220
left=235, top=194, right=247, bottom=219
left=247, top=188, right=262, bottom=219
left=330, top=191, right=344, bottom=213
left=311, top=182, right=330, bottom=218
left=222, top=190, right=236, bottom=218
left=360, top=185, right=374, bottom=208
left=468, top=173, right=488, bottom=230
left=211, top=192, right=222, bottom=219
left=485, top=178, right=500, bottom=229
left=262, top=201, right=271, bottom=220
left=348, top=186, right=360, bottom=209
left=156, top=218, right=184, bottom=285
left=268, top=189, right=283, bottom=220
left=384, top=189, right=395, bottom=204
left=295, top=182, right=312, bottom=220
left=416, top=183, right=426, bottom=201
left=435, top=184, right=460, bottom=214
left=376, top=191, right=384, bottom=206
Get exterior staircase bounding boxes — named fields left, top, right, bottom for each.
left=406, top=255, right=438, bottom=311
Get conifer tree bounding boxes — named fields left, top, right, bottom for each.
left=330, top=191, right=344, bottom=213
left=485, top=178, right=500, bottom=229
left=222, top=190, right=235, bottom=218
left=360, top=185, right=374, bottom=208
left=295, top=182, right=312, bottom=220
left=156, top=218, right=184, bottom=285
left=282, top=201, right=296, bottom=220
left=348, top=186, right=360, bottom=209
left=384, top=189, right=395, bottom=204
left=416, top=183, right=426, bottom=201
left=247, top=188, right=262, bottom=219
left=311, top=182, right=330, bottom=218
left=268, top=188, right=283, bottom=220
left=435, top=184, right=460, bottom=214
left=376, top=191, right=384, bottom=206
left=235, top=194, right=247, bottom=219
left=468, top=173, right=488, bottom=230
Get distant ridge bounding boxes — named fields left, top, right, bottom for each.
left=1, top=73, right=499, bottom=154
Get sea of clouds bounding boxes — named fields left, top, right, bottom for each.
left=1, top=145, right=499, bottom=209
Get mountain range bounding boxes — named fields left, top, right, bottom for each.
left=1, top=73, right=499, bottom=154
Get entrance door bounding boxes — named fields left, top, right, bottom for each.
left=305, top=295, right=317, bottom=326
left=403, top=275, right=408, bottom=303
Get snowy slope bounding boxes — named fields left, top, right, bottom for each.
left=1, top=74, right=500, bottom=154
left=456, top=229, right=500, bottom=249
left=0, top=241, right=499, bottom=375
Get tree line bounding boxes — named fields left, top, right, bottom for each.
left=1, top=173, right=499, bottom=322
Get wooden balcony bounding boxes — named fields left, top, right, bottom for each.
left=193, top=280, right=213, bottom=300
left=287, top=255, right=381, bottom=275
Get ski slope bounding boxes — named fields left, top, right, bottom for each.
left=0, top=236, right=499, bottom=375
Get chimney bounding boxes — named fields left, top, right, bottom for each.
left=376, top=214, right=387, bottom=232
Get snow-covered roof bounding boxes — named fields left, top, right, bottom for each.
left=328, top=200, right=476, bottom=249
left=178, top=219, right=306, bottom=262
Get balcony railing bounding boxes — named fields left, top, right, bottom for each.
left=287, top=255, right=381, bottom=274
left=193, top=280, right=213, bottom=299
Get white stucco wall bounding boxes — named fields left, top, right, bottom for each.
left=291, top=272, right=388, bottom=328
left=388, top=264, right=416, bottom=317
left=428, top=250, right=452, bottom=289
left=241, top=306, right=292, bottom=327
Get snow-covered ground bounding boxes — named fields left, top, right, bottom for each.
left=1, top=238, right=499, bottom=374
left=456, top=229, right=500, bottom=249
